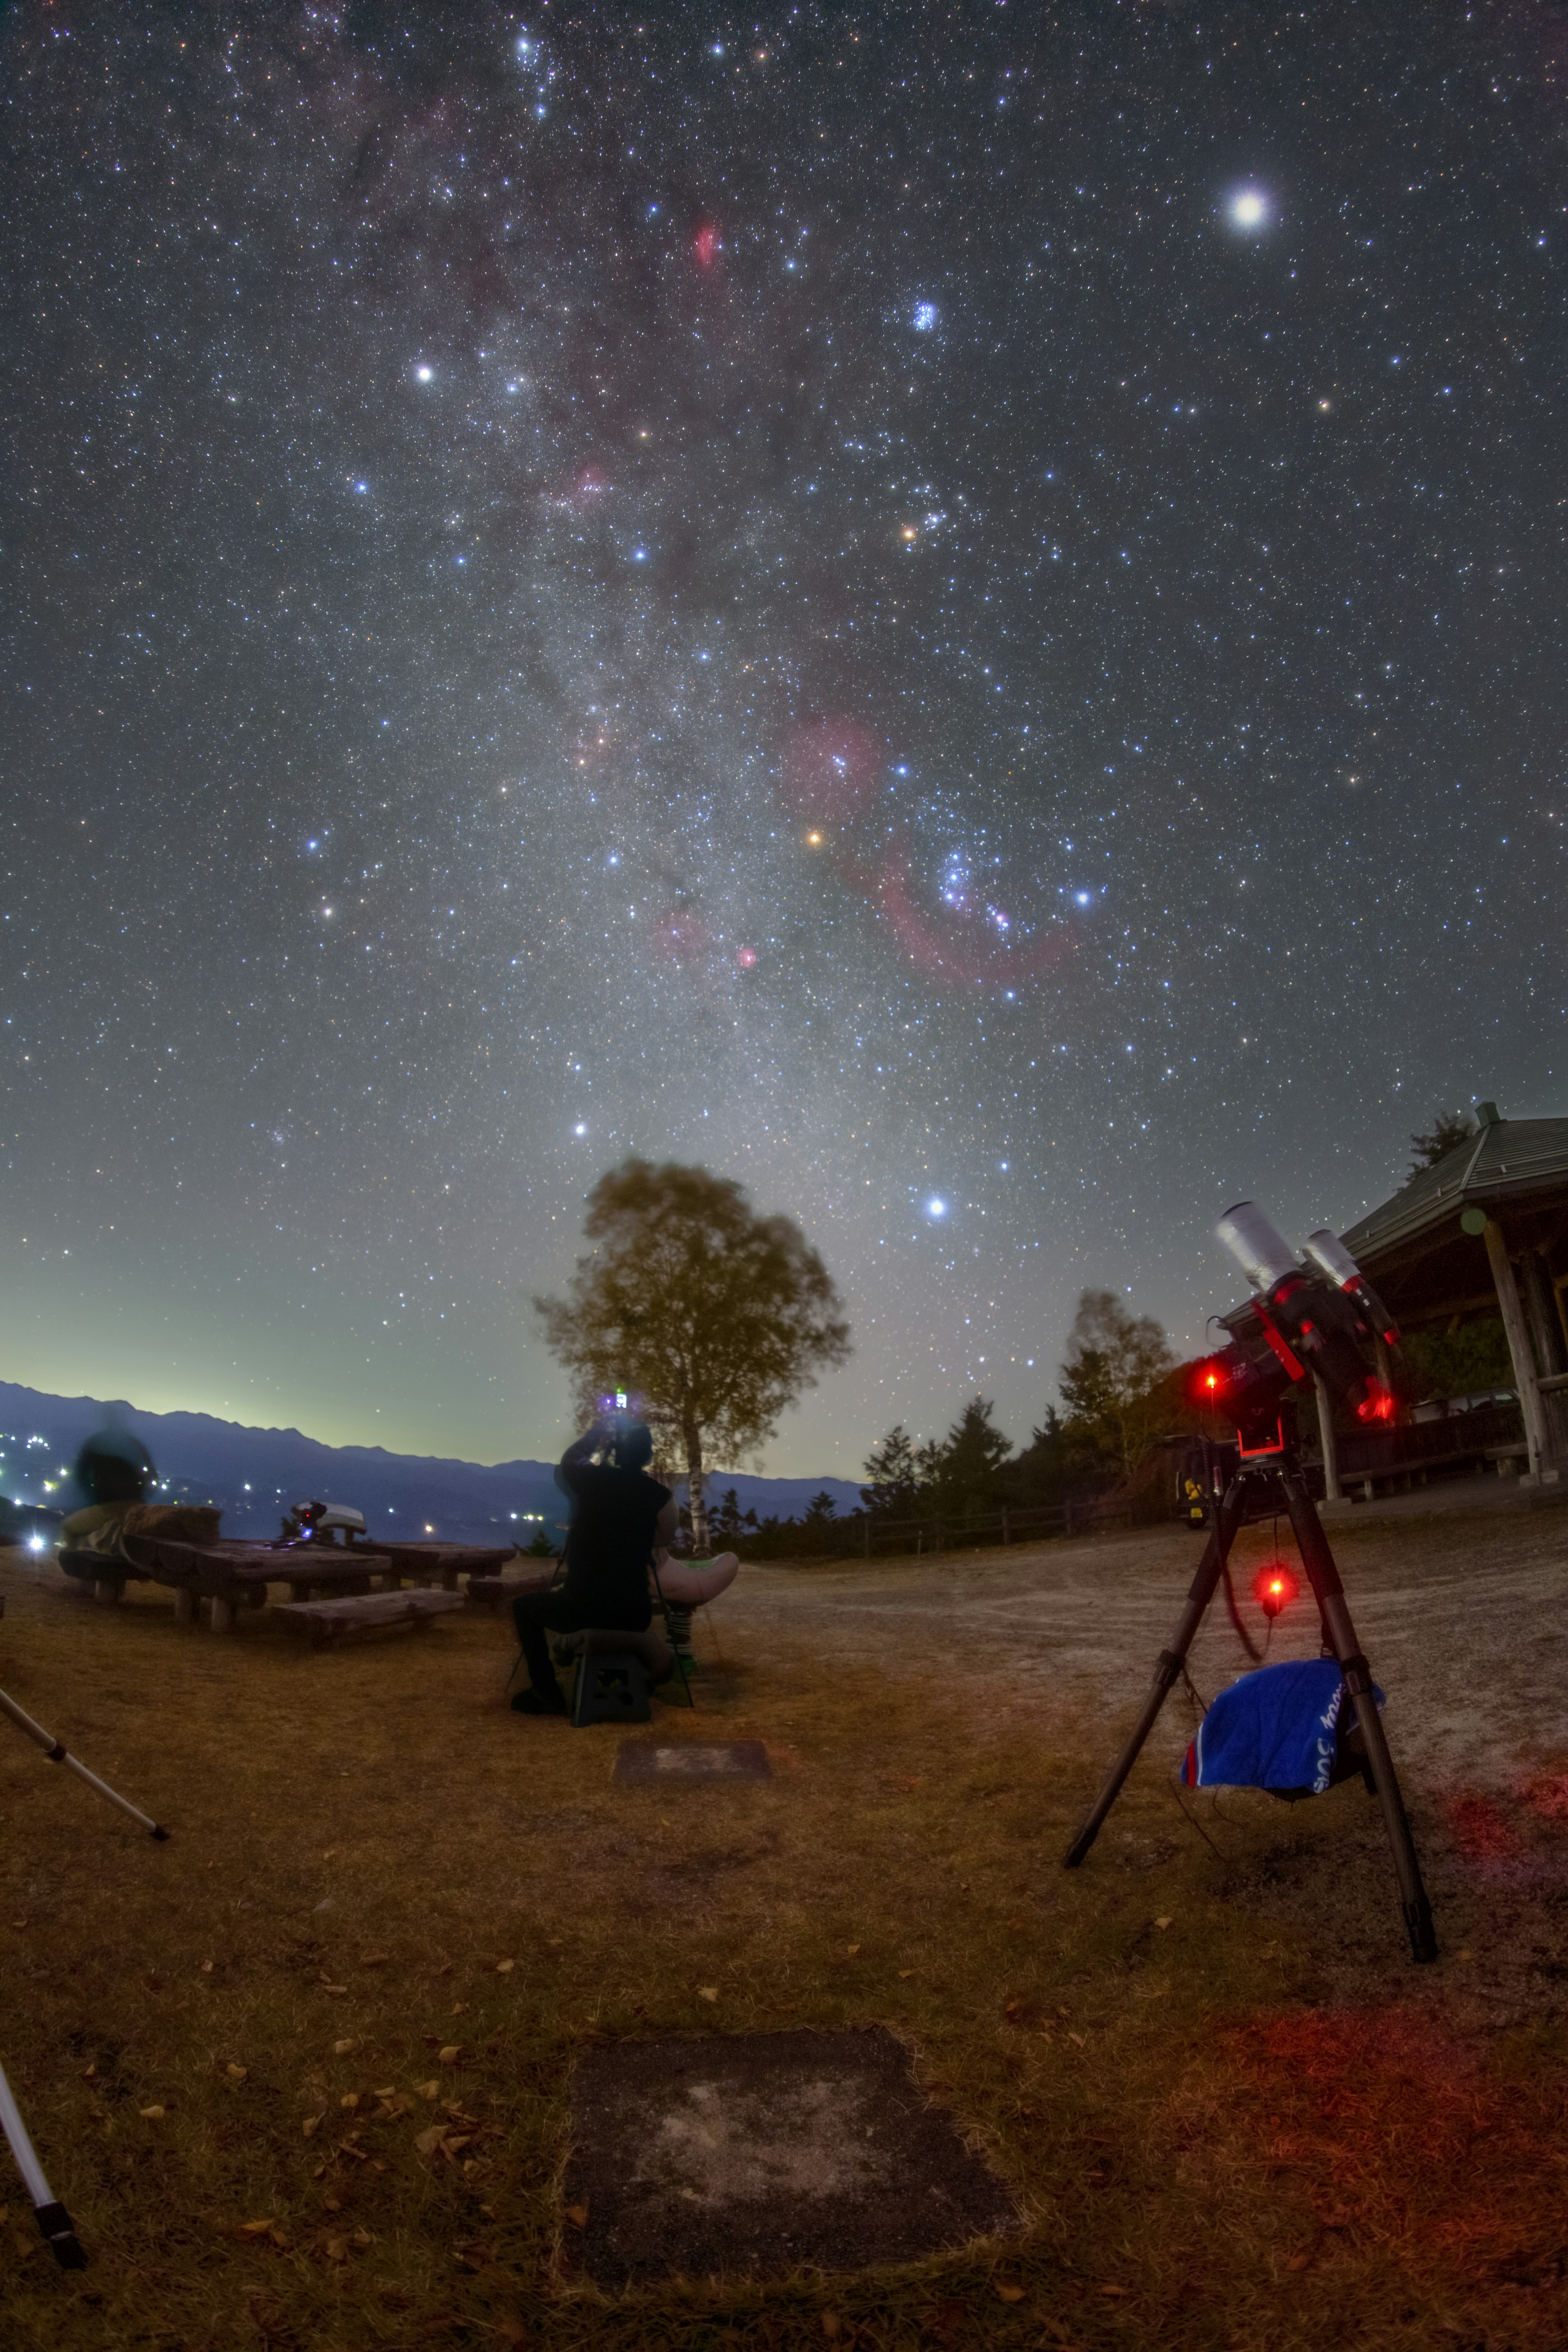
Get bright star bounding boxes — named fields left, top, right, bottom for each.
left=1229, top=189, right=1267, bottom=229
left=415, top=364, right=434, bottom=382
left=926, top=1197, right=947, bottom=1219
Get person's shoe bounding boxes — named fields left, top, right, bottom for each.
left=510, top=1686, right=568, bottom=1716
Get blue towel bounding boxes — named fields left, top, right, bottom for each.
left=1181, top=1658, right=1383, bottom=1795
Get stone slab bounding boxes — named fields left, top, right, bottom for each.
left=613, top=1740, right=773, bottom=1784
left=564, top=2027, right=1018, bottom=2287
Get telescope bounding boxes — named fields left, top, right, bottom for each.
left=1192, top=1204, right=1400, bottom=1452
left=1065, top=1202, right=1437, bottom=1965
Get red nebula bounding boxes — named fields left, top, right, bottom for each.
left=874, top=852, right=1073, bottom=989
left=779, top=719, right=881, bottom=829
left=735, top=946, right=757, bottom=969
left=693, top=220, right=720, bottom=270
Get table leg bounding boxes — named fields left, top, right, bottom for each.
left=210, top=1595, right=236, bottom=1635
left=173, top=1588, right=195, bottom=1625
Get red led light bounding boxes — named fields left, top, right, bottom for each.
left=1251, top=1562, right=1299, bottom=1619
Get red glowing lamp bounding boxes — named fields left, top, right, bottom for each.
left=1251, top=1562, right=1299, bottom=1619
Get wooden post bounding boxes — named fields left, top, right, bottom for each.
left=92, top=1578, right=121, bottom=1606
left=1483, top=1218, right=1552, bottom=1476
left=1314, top=1374, right=1343, bottom=1502
left=173, top=1588, right=194, bottom=1625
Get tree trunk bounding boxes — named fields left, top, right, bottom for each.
left=684, top=1424, right=709, bottom=1556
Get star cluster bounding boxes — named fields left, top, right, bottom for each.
left=2, top=2, right=1564, bottom=1470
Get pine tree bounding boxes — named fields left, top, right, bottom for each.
left=860, top=1424, right=921, bottom=1517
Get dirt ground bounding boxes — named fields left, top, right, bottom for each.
left=1, top=1495, right=1567, bottom=2352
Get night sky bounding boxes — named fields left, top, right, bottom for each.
left=3, top=2, right=1564, bottom=1477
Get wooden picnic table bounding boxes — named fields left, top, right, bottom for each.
left=56, top=1532, right=519, bottom=1632
left=374, top=1543, right=519, bottom=1591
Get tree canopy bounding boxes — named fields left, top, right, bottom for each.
left=534, top=1158, right=851, bottom=1548
left=1406, top=1109, right=1474, bottom=1181
left=1057, top=1289, right=1177, bottom=1482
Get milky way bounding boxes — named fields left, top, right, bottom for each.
left=3, top=3, right=1565, bottom=1472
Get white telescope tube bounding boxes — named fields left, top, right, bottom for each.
left=1216, top=1202, right=1300, bottom=1294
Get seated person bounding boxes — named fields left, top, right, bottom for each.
left=511, top=1413, right=676, bottom=1717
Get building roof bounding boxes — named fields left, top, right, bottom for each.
left=1340, top=1108, right=1568, bottom=1266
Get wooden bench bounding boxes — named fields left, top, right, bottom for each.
left=273, top=1589, right=467, bottom=1648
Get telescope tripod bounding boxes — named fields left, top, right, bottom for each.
left=0, top=1683, right=171, bottom=2266
left=1063, top=1450, right=1437, bottom=1964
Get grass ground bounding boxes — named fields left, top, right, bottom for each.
left=2, top=1512, right=1566, bottom=2352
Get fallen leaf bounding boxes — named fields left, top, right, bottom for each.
left=226, top=2063, right=248, bottom=2082
left=340, top=2093, right=360, bottom=2111
left=139, top=2105, right=166, bottom=2120
left=333, top=2038, right=359, bottom=2057
left=438, top=2045, right=462, bottom=2065
left=495, top=1959, right=515, bottom=1975
left=351, top=2228, right=374, bottom=2247
left=820, top=2317, right=842, bottom=2341
left=323, top=2235, right=347, bottom=2263
left=563, top=2204, right=588, bottom=2230
left=416, top=2079, right=440, bottom=2100
left=321, top=1848, right=337, bottom=1859
left=1100, top=2283, right=1129, bottom=2297
left=9, top=1920, right=28, bottom=1931
left=898, top=1970, right=915, bottom=1980
left=302, top=2114, right=324, bottom=2139
left=1286, top=2252, right=1312, bottom=2272
left=450, top=2002, right=468, bottom=2016
left=373, top=2086, right=397, bottom=2100
left=269, top=2228, right=290, bottom=2250
left=238, top=2218, right=275, bottom=2237
left=359, top=1953, right=388, bottom=1969
left=1068, top=2032, right=1086, bottom=2047
left=415, top=2125, right=446, bottom=2158
left=493, top=2317, right=528, bottom=2348
left=993, top=2281, right=1026, bottom=2303
left=320, top=1982, right=349, bottom=1996
left=80, top=2063, right=96, bottom=2080
left=846, top=1944, right=861, bottom=1957
left=697, top=1987, right=719, bottom=2003
left=1154, top=1915, right=1173, bottom=1931
left=200, top=1960, right=214, bottom=1974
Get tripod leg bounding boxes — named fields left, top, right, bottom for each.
left=1280, top=1475, right=1437, bottom=1964
left=0, top=2057, right=86, bottom=2269
left=1064, top=1477, right=1247, bottom=1867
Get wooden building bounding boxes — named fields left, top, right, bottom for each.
left=1339, top=1101, right=1568, bottom=1481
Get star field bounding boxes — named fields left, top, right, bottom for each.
left=3, top=2, right=1565, bottom=1472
